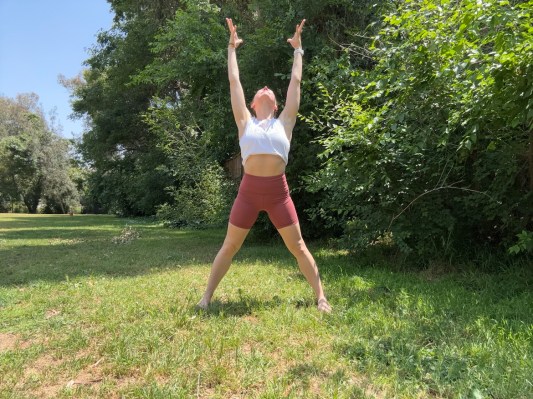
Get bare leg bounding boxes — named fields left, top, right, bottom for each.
left=197, top=222, right=250, bottom=309
left=277, top=223, right=332, bottom=313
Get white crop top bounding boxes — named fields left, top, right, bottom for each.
left=239, top=117, right=290, bottom=165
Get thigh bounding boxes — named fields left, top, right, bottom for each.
left=266, top=196, right=299, bottom=230
left=229, top=192, right=260, bottom=230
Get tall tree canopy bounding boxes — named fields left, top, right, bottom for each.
left=0, top=94, right=79, bottom=213
left=71, top=0, right=379, bottom=223
left=68, top=0, right=532, bottom=258
left=70, top=0, right=181, bottom=215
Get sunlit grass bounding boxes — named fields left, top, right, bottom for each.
left=0, top=213, right=532, bottom=398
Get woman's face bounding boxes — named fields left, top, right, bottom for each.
left=251, top=86, right=277, bottom=112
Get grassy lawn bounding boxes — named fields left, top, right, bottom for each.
left=0, top=213, right=532, bottom=398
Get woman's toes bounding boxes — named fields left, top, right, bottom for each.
left=317, top=298, right=332, bottom=313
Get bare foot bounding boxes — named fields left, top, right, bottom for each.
left=195, top=298, right=210, bottom=311
left=317, top=298, right=332, bottom=313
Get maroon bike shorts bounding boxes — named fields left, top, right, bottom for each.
left=229, top=173, right=299, bottom=230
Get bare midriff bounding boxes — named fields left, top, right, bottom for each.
left=243, top=154, right=286, bottom=176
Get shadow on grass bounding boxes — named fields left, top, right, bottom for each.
left=0, top=214, right=312, bottom=287
left=3, top=215, right=532, bottom=324
left=0, top=213, right=123, bottom=227
left=0, top=214, right=226, bottom=286
left=315, top=246, right=533, bottom=397
left=194, top=296, right=284, bottom=317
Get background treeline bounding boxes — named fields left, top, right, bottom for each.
left=3, top=0, right=531, bottom=261
left=0, top=94, right=81, bottom=214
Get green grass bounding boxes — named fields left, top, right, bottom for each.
left=0, top=213, right=532, bottom=398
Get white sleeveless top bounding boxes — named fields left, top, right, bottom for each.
left=239, top=117, right=290, bottom=165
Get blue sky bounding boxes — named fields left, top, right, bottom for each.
left=0, top=0, right=114, bottom=139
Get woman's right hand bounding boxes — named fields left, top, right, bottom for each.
left=226, top=18, right=243, bottom=48
left=287, top=19, right=306, bottom=49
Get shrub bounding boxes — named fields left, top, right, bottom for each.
left=157, top=163, right=235, bottom=228
left=305, top=0, right=533, bottom=259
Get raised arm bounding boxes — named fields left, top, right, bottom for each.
left=226, top=18, right=250, bottom=137
left=279, top=19, right=306, bottom=134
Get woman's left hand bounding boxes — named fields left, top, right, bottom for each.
left=287, top=19, right=306, bottom=49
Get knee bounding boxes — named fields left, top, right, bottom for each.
left=220, top=240, right=241, bottom=258
left=287, top=239, right=308, bottom=258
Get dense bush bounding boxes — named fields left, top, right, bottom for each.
left=156, top=163, right=235, bottom=228
left=305, top=0, right=533, bottom=258
left=143, top=95, right=236, bottom=228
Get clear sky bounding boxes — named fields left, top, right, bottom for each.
left=0, top=0, right=114, bottom=139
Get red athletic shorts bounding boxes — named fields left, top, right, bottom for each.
left=229, top=173, right=299, bottom=230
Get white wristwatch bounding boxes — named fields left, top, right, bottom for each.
left=294, top=47, right=304, bottom=56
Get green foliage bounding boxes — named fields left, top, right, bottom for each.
left=305, top=0, right=533, bottom=258
left=71, top=0, right=533, bottom=263
left=509, top=230, right=533, bottom=255
left=39, top=136, right=80, bottom=214
left=131, top=0, right=381, bottom=237
left=69, top=0, right=383, bottom=228
left=135, top=1, right=226, bottom=91
left=0, top=134, right=42, bottom=213
left=69, top=0, right=181, bottom=216
left=157, top=162, right=235, bottom=228
left=143, top=97, right=236, bottom=228
left=0, top=94, right=80, bottom=213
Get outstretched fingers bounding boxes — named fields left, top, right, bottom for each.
left=297, top=19, right=306, bottom=35
left=226, top=17, right=243, bottom=47
left=226, top=17, right=235, bottom=32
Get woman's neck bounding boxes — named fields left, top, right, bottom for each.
left=254, top=106, right=275, bottom=121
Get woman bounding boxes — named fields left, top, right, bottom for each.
left=197, top=18, right=331, bottom=313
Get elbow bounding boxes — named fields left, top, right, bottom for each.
left=228, top=66, right=239, bottom=83
left=228, top=73, right=240, bottom=84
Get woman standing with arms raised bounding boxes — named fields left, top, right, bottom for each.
left=197, top=18, right=331, bottom=313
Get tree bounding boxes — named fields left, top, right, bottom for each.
left=40, top=135, right=80, bottom=213
left=67, top=0, right=180, bottom=216
left=132, top=0, right=381, bottom=231
left=0, top=94, right=80, bottom=213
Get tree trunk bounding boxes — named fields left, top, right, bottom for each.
left=23, top=197, right=37, bottom=213
left=23, top=181, right=42, bottom=213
